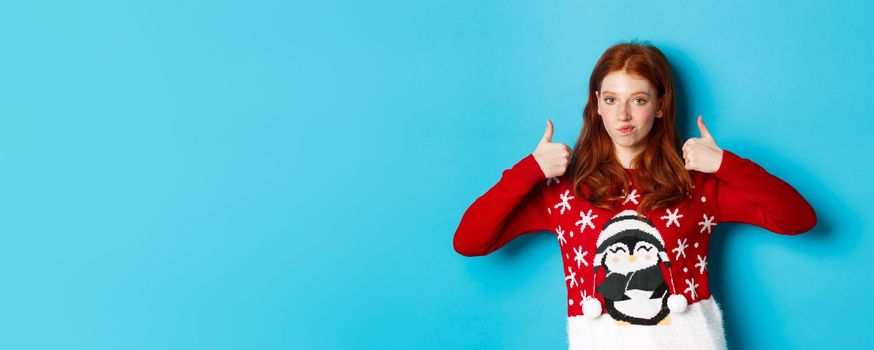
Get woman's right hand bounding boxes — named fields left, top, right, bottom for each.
left=533, top=119, right=572, bottom=178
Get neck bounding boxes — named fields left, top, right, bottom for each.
left=614, top=144, right=645, bottom=169
left=613, top=133, right=650, bottom=169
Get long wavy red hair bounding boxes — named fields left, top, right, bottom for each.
left=569, top=41, right=693, bottom=215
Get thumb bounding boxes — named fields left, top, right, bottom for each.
left=540, top=119, right=554, bottom=144
left=697, top=115, right=713, bottom=140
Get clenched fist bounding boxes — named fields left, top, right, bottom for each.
left=682, top=115, right=724, bottom=173
left=533, top=119, right=572, bottom=178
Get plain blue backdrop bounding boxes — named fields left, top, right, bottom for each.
left=0, top=0, right=872, bottom=349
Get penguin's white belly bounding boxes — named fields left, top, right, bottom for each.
left=614, top=289, right=662, bottom=319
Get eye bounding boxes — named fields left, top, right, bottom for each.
left=633, top=98, right=647, bottom=105
left=604, top=97, right=615, bottom=104
left=635, top=245, right=653, bottom=253
left=609, top=246, right=628, bottom=254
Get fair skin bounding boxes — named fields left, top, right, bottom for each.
left=533, top=70, right=724, bottom=176
left=595, top=70, right=662, bottom=169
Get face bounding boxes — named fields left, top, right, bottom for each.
left=595, top=70, right=662, bottom=154
left=603, top=239, right=659, bottom=274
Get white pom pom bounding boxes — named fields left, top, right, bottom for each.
left=667, top=294, right=688, bottom=313
left=582, top=298, right=602, bottom=319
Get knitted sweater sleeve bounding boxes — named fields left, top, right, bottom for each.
left=713, top=149, right=817, bottom=234
left=453, top=153, right=553, bottom=256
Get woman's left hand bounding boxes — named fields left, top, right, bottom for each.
left=682, top=115, right=723, bottom=173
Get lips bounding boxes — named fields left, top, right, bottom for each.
left=617, top=125, right=634, bottom=135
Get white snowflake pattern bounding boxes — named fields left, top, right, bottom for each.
left=573, top=246, right=589, bottom=268
left=698, top=213, right=717, bottom=234
left=684, top=278, right=699, bottom=300
left=553, top=189, right=574, bottom=215
left=566, top=266, right=579, bottom=288
left=622, top=188, right=640, bottom=205
left=672, top=238, right=688, bottom=260
left=580, top=290, right=593, bottom=304
left=575, top=209, right=598, bottom=234
left=556, top=226, right=567, bottom=245
left=660, top=208, right=684, bottom=228
left=695, top=255, right=708, bottom=274
left=546, top=177, right=560, bottom=186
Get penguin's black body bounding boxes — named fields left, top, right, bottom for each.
left=596, top=235, right=671, bottom=325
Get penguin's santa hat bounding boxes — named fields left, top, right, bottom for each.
left=592, top=209, right=670, bottom=270
left=582, top=209, right=690, bottom=319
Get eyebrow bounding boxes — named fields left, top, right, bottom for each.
left=601, top=90, right=651, bottom=97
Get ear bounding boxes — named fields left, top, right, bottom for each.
left=595, top=91, right=602, bottom=115
left=656, top=99, right=663, bottom=118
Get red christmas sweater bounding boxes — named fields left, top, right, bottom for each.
left=453, top=150, right=816, bottom=324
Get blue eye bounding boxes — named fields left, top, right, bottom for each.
left=633, top=98, right=647, bottom=105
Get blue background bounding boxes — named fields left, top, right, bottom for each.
left=1, top=0, right=871, bottom=349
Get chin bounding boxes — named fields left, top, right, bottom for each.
left=616, top=138, right=633, bottom=145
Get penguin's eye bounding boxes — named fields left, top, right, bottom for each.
left=609, top=246, right=628, bottom=254
left=635, top=245, right=653, bottom=253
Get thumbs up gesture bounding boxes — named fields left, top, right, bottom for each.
left=533, top=120, right=572, bottom=178
left=682, top=115, right=724, bottom=173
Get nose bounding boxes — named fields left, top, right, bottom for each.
left=617, top=102, right=632, bottom=121
left=627, top=255, right=637, bottom=262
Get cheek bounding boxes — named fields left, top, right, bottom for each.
left=637, top=108, right=656, bottom=124
left=632, top=111, right=657, bottom=136
left=598, top=103, right=614, bottom=118
left=601, top=112, right=618, bottom=133
left=612, top=256, right=620, bottom=264
left=645, top=254, right=652, bottom=261
left=634, top=107, right=658, bottom=124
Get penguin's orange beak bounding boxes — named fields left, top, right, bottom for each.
left=628, top=255, right=637, bottom=262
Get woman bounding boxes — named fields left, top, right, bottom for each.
left=452, top=41, right=816, bottom=349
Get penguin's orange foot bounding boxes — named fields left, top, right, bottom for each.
left=614, top=320, right=630, bottom=327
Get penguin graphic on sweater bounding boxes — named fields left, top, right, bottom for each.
left=593, top=210, right=673, bottom=326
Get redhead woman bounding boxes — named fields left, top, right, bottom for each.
left=453, top=41, right=816, bottom=349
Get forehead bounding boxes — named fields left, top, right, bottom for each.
left=600, top=70, right=655, bottom=95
